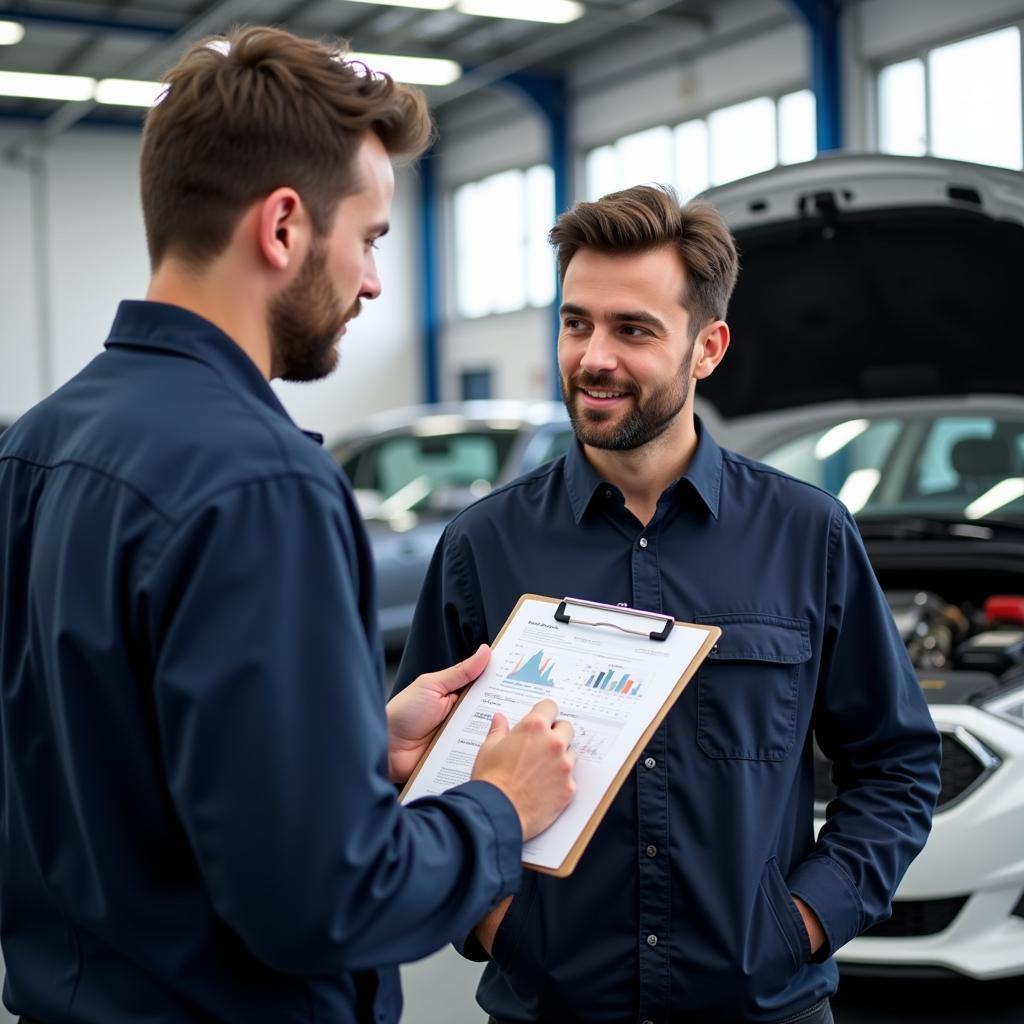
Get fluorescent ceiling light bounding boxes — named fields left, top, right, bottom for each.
left=346, top=0, right=455, bottom=9
left=95, top=78, right=166, bottom=107
left=0, top=20, right=26, bottom=45
left=837, top=468, right=880, bottom=515
left=349, top=52, right=461, bottom=86
left=814, top=418, right=869, bottom=460
left=965, top=478, right=1024, bottom=520
left=457, top=0, right=584, bottom=23
left=0, top=70, right=94, bottom=101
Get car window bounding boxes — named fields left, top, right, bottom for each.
left=758, top=418, right=902, bottom=510
left=756, top=414, right=1024, bottom=520
left=913, top=416, right=999, bottom=495
left=343, top=430, right=518, bottom=503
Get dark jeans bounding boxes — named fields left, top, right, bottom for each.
left=488, top=996, right=834, bottom=1024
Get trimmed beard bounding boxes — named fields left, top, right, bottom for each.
left=269, top=240, right=357, bottom=383
left=561, top=338, right=696, bottom=451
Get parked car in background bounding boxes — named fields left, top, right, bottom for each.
left=700, top=153, right=1024, bottom=980
left=330, top=401, right=573, bottom=650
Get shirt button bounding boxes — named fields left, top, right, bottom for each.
left=646, top=844, right=657, bottom=857
left=647, top=933, right=659, bottom=947
left=639, top=537, right=649, bottom=548
left=644, top=756, right=656, bottom=769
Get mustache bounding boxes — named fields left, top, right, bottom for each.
left=570, top=371, right=638, bottom=396
left=345, top=299, right=362, bottom=323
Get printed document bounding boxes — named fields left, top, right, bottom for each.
left=400, top=597, right=714, bottom=872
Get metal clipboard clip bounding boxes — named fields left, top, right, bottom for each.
left=554, top=596, right=674, bottom=642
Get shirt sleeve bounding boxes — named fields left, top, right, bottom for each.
left=137, top=475, right=521, bottom=974
left=787, top=505, right=942, bottom=959
left=394, top=524, right=496, bottom=961
left=394, top=524, right=484, bottom=696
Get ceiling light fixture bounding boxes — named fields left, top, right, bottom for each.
left=0, top=70, right=94, bottom=102
left=456, top=0, right=584, bottom=24
left=0, top=20, right=26, bottom=45
left=345, top=0, right=456, bottom=10
left=95, top=78, right=167, bottom=107
left=349, top=52, right=462, bottom=86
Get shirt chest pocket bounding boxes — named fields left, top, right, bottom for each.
left=694, top=614, right=812, bottom=761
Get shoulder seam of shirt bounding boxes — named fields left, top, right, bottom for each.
left=445, top=457, right=567, bottom=533
left=178, top=349, right=302, bottom=472
left=825, top=501, right=845, bottom=586
left=0, top=453, right=176, bottom=525
left=134, top=470, right=346, bottom=586
left=442, top=526, right=484, bottom=639
left=720, top=448, right=845, bottom=510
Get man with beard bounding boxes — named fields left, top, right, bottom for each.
left=395, top=185, right=941, bottom=1024
left=0, top=26, right=578, bottom=1024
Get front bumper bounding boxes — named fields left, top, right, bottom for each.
left=818, top=705, right=1024, bottom=980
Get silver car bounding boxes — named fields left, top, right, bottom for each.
left=330, top=401, right=573, bottom=651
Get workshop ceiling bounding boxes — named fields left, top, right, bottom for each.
left=0, top=0, right=722, bottom=133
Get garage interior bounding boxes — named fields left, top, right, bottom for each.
left=2, top=0, right=1024, bottom=1021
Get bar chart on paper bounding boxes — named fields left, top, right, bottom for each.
left=585, top=668, right=641, bottom=697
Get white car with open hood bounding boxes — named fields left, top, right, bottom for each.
left=702, top=153, right=1024, bottom=981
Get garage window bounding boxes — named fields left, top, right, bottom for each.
left=453, top=164, right=555, bottom=319
left=584, top=89, right=816, bottom=202
left=878, top=26, right=1023, bottom=170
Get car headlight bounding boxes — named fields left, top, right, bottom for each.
left=983, top=681, right=1024, bottom=728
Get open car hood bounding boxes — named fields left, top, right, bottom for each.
left=698, top=153, right=1024, bottom=419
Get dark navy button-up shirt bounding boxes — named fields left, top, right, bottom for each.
left=0, top=301, right=522, bottom=1024
left=396, top=425, right=942, bottom=1024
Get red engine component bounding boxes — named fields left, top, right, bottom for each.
left=983, top=595, right=1024, bottom=625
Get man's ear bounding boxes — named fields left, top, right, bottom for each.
left=257, top=187, right=310, bottom=271
left=693, top=320, right=730, bottom=380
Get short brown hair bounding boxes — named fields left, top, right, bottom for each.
left=549, top=184, right=739, bottom=338
left=141, top=25, right=433, bottom=269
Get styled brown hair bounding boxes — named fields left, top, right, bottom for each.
left=140, top=25, right=433, bottom=269
left=549, top=184, right=739, bottom=338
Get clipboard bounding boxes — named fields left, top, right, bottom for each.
left=400, top=594, right=720, bottom=878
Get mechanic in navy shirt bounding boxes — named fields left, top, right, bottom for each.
left=395, top=185, right=942, bottom=1023
left=0, top=27, right=577, bottom=1024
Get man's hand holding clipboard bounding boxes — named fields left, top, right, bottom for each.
left=387, top=643, right=578, bottom=842
left=400, top=594, right=720, bottom=878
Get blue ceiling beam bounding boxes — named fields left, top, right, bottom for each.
left=2, top=9, right=178, bottom=38
left=503, top=71, right=571, bottom=401
left=418, top=146, right=441, bottom=405
left=784, top=0, right=843, bottom=151
left=418, top=71, right=571, bottom=405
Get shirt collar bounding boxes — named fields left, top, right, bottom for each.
left=563, top=415, right=723, bottom=524
left=103, top=300, right=322, bottom=445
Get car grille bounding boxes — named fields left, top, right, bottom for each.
left=813, top=730, right=993, bottom=811
left=863, top=896, right=968, bottom=938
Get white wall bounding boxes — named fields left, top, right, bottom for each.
left=0, top=132, right=43, bottom=423
left=0, top=128, right=423, bottom=441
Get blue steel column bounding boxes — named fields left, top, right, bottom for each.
left=419, top=145, right=441, bottom=404
left=505, top=72, right=571, bottom=400
left=785, top=0, right=843, bottom=151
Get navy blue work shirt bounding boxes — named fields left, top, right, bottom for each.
left=0, top=301, right=523, bottom=1024
left=395, top=424, right=942, bottom=1024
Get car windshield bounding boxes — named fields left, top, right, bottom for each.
left=338, top=429, right=520, bottom=514
left=756, top=413, right=1024, bottom=522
